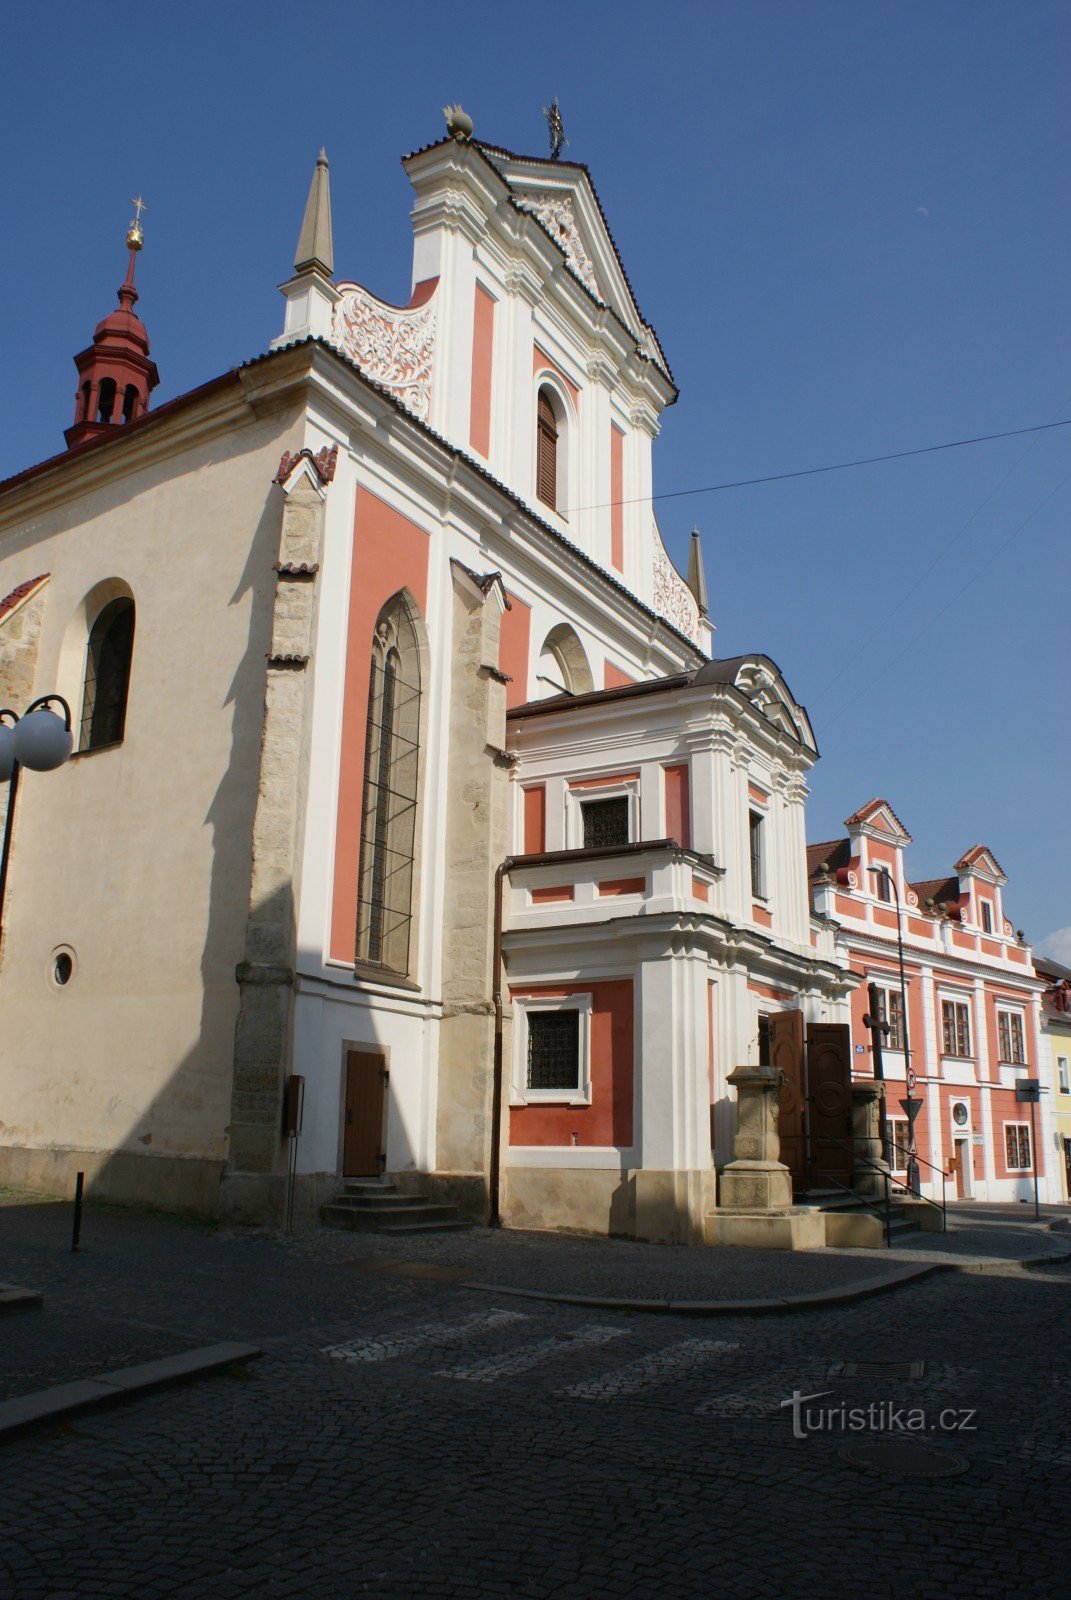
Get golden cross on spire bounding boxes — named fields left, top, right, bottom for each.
left=126, top=195, right=147, bottom=252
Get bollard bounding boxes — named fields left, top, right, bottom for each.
left=72, top=1170, right=84, bottom=1252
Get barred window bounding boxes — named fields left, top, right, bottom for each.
left=581, top=797, right=629, bottom=850
left=997, top=1009, right=1025, bottom=1064
left=1005, top=1122, right=1031, bottom=1171
left=356, top=595, right=422, bottom=976
left=941, top=999, right=971, bottom=1058
left=79, top=597, right=134, bottom=752
left=527, top=1011, right=580, bottom=1091
left=749, top=810, right=765, bottom=897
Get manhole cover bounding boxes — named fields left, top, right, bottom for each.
left=839, top=1439, right=969, bottom=1478
left=830, top=1361, right=926, bottom=1380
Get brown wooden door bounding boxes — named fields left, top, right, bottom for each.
left=952, top=1143, right=967, bottom=1199
left=805, top=1023, right=853, bottom=1185
left=343, top=1050, right=387, bottom=1177
left=771, top=1010, right=807, bottom=1186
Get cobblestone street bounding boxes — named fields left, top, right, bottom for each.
left=2, top=1196, right=1069, bottom=1599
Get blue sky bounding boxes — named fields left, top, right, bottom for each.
left=2, top=2, right=1068, bottom=950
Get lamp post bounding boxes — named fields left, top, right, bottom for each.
left=868, top=864, right=920, bottom=1195
left=0, top=696, right=75, bottom=942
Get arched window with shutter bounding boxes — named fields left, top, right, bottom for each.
left=536, top=386, right=559, bottom=511
left=356, top=592, right=423, bottom=976
left=79, top=596, right=135, bottom=752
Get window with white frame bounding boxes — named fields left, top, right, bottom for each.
left=885, top=1116, right=910, bottom=1172
left=941, top=997, right=972, bottom=1058
left=873, top=984, right=905, bottom=1051
left=512, top=995, right=592, bottom=1106
left=1059, top=1055, right=1070, bottom=1095
left=749, top=810, right=766, bottom=898
left=1004, top=1122, right=1032, bottom=1171
left=874, top=867, right=893, bottom=903
left=567, top=778, right=639, bottom=850
left=980, top=899, right=993, bottom=933
left=996, top=1008, right=1026, bottom=1065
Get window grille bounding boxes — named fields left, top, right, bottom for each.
left=527, top=1011, right=580, bottom=1091
left=79, top=597, right=135, bottom=752
left=581, top=797, right=629, bottom=850
left=356, top=606, right=421, bottom=976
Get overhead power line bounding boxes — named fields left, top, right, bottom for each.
left=564, top=417, right=1071, bottom=516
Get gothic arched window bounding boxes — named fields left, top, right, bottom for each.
left=356, top=594, right=422, bottom=975
left=78, top=596, right=135, bottom=752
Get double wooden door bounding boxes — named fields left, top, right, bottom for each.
left=772, top=1013, right=853, bottom=1188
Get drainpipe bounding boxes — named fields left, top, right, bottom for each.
left=488, top=858, right=511, bottom=1226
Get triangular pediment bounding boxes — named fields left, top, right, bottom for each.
left=844, top=798, right=912, bottom=843
left=955, top=845, right=1006, bottom=883
left=480, top=147, right=669, bottom=375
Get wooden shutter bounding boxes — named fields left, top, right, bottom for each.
left=536, top=390, right=558, bottom=509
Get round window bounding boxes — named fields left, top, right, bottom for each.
left=52, top=949, right=74, bottom=987
left=952, top=1102, right=969, bottom=1127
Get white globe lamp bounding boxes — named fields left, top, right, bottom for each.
left=12, top=708, right=73, bottom=772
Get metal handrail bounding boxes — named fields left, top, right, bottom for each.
left=807, top=1136, right=893, bottom=1247
left=884, top=1138, right=948, bottom=1232
left=807, top=1134, right=948, bottom=1243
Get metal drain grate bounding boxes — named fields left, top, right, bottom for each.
left=840, top=1439, right=969, bottom=1478
left=829, top=1360, right=926, bottom=1380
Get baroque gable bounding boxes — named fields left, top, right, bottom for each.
left=330, top=281, right=437, bottom=423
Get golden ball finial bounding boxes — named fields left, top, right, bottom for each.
left=126, top=195, right=148, bottom=252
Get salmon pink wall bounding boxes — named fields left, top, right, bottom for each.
left=663, top=763, right=691, bottom=848
left=469, top=283, right=496, bottom=458
left=331, top=490, right=429, bottom=963
left=603, top=661, right=636, bottom=689
left=522, top=785, right=546, bottom=854
left=509, top=980, right=633, bottom=1147
left=499, top=590, right=531, bottom=707
left=610, top=423, right=624, bottom=571
left=533, top=344, right=580, bottom=407
left=752, top=903, right=773, bottom=928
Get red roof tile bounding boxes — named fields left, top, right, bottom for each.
left=0, top=574, right=49, bottom=623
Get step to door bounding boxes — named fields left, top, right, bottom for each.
left=320, top=1200, right=466, bottom=1234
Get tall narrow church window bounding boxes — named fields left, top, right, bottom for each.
left=536, top=387, right=558, bottom=510
left=356, top=595, right=422, bottom=976
left=78, top=597, right=135, bottom=752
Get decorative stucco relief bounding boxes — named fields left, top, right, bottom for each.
left=515, top=192, right=600, bottom=299
left=652, top=529, right=700, bottom=644
left=331, top=285, right=435, bottom=422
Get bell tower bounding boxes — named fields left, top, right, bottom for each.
left=65, top=201, right=160, bottom=450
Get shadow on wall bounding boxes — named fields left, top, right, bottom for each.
left=2, top=496, right=283, bottom=1219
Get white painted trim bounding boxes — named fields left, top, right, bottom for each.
left=511, top=992, right=593, bottom=1106
left=506, top=1146, right=636, bottom=1169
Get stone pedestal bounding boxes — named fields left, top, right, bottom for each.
left=718, top=1065, right=793, bottom=1211
left=851, top=1080, right=891, bottom=1199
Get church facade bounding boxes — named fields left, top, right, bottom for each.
left=0, top=122, right=859, bottom=1242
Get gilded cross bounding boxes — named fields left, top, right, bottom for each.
left=130, top=196, right=148, bottom=225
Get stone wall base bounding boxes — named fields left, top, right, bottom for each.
left=502, top=1167, right=630, bottom=1236
left=218, top=1170, right=286, bottom=1228
left=821, top=1209, right=884, bottom=1248
left=633, top=1169, right=716, bottom=1245
left=704, top=1207, right=826, bottom=1250
left=0, top=1145, right=225, bottom=1218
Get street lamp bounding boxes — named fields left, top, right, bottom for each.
left=868, top=863, right=921, bottom=1195
left=0, top=695, right=74, bottom=938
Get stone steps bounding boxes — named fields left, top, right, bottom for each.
left=320, top=1185, right=469, bottom=1235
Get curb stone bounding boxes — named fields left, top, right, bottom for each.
left=0, top=1341, right=262, bottom=1441
left=459, top=1261, right=952, bottom=1315
left=0, top=1284, right=43, bottom=1314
